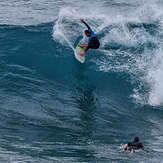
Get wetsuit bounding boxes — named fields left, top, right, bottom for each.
left=127, top=141, right=144, bottom=151
left=82, top=21, right=100, bottom=52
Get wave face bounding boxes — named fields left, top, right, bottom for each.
left=0, top=0, right=163, bottom=162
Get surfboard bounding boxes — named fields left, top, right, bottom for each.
left=74, top=45, right=85, bottom=63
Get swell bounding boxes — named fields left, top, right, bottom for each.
left=0, top=23, right=133, bottom=122
left=0, top=3, right=163, bottom=162
left=1, top=14, right=163, bottom=111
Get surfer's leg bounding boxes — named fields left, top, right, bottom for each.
left=84, top=43, right=88, bottom=51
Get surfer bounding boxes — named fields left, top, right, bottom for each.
left=78, top=18, right=100, bottom=56
left=122, top=137, right=145, bottom=153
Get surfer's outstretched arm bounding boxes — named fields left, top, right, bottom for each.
left=80, top=18, right=91, bottom=30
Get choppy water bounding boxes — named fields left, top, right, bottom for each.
left=0, top=0, right=163, bottom=162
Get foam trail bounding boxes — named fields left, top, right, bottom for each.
left=52, top=7, right=84, bottom=51
left=53, top=22, right=74, bottom=51
left=58, top=31, right=75, bottom=51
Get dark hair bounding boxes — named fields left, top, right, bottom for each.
left=84, top=30, right=91, bottom=35
left=134, top=137, right=139, bottom=142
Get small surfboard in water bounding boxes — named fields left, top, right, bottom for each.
left=74, top=45, right=85, bottom=63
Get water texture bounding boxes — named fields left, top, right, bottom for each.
left=0, top=0, right=163, bottom=162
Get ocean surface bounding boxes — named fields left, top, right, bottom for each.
left=0, top=0, right=163, bottom=162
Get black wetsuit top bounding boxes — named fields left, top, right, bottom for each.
left=82, top=21, right=100, bottom=52
left=128, top=141, right=144, bottom=150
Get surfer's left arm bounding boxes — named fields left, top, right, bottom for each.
left=80, top=18, right=91, bottom=30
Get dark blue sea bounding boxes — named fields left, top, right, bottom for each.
left=1, top=0, right=163, bottom=162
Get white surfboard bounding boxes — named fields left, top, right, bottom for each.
left=74, top=45, right=85, bottom=63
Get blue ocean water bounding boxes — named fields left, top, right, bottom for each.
left=1, top=0, right=163, bottom=162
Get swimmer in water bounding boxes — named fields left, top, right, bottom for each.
left=122, top=136, right=145, bottom=153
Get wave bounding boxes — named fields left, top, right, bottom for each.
left=1, top=2, right=163, bottom=108
left=52, top=3, right=163, bottom=106
left=1, top=1, right=163, bottom=162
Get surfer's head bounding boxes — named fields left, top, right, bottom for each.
left=134, top=137, right=139, bottom=142
left=84, top=30, right=91, bottom=37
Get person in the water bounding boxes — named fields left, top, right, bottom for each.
left=122, top=136, right=145, bottom=153
left=78, top=18, right=100, bottom=56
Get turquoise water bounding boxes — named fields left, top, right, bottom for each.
left=0, top=0, right=163, bottom=162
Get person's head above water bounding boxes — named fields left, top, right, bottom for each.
left=134, top=136, right=139, bottom=142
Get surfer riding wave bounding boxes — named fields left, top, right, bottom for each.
left=78, top=18, right=100, bottom=56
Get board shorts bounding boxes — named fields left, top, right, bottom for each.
left=89, top=36, right=100, bottom=49
left=127, top=147, right=138, bottom=151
